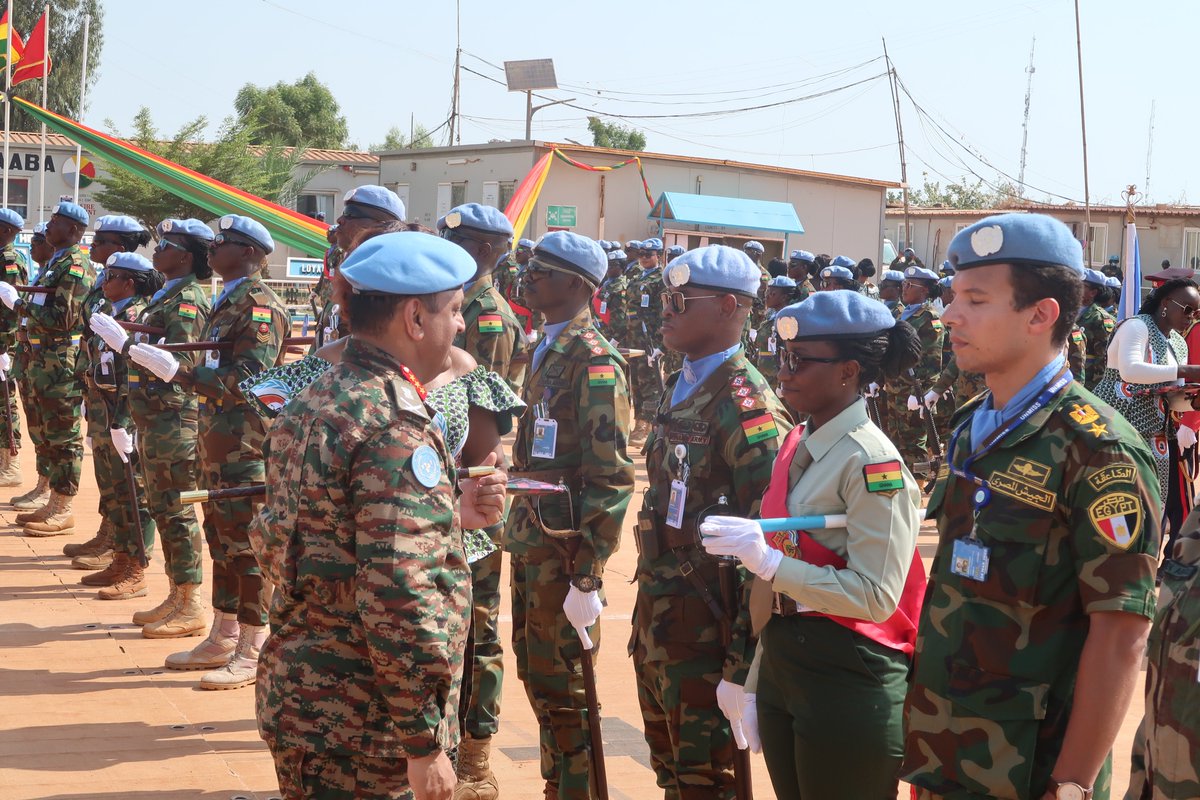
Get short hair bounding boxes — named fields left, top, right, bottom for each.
left=347, top=290, right=449, bottom=336
left=1007, top=263, right=1084, bottom=346
left=767, top=258, right=787, bottom=278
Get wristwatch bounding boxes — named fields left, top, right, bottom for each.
left=1051, top=780, right=1093, bottom=800
left=570, top=574, right=603, bottom=592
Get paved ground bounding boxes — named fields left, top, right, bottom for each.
left=0, top=439, right=1147, bottom=799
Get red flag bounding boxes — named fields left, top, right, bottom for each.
left=12, top=12, right=49, bottom=86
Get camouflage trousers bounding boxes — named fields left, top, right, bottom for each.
left=200, top=457, right=268, bottom=626
left=133, top=404, right=204, bottom=585
left=886, top=393, right=931, bottom=475
left=511, top=546, right=601, bottom=799
left=269, top=744, right=410, bottom=800
left=466, top=542, right=504, bottom=738
left=86, top=396, right=155, bottom=560
left=16, top=364, right=46, bottom=477
left=0, top=374, right=21, bottom=451
left=27, top=343, right=83, bottom=494
left=629, top=352, right=663, bottom=421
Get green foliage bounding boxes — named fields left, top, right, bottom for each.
left=234, top=72, right=349, bottom=149
left=10, top=0, right=104, bottom=132
left=586, top=116, right=646, bottom=151
left=371, top=123, right=434, bottom=151
left=887, top=174, right=1021, bottom=209
left=92, top=107, right=312, bottom=231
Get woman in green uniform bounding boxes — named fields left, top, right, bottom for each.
left=700, top=290, right=927, bottom=800
left=888, top=265, right=945, bottom=473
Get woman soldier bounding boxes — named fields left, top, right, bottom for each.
left=886, top=264, right=944, bottom=474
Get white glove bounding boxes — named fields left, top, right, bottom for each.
left=1178, top=425, right=1198, bottom=450
left=89, top=312, right=130, bottom=353
left=923, top=389, right=940, bottom=409
left=0, top=281, right=17, bottom=310
left=0, top=351, right=10, bottom=378
left=698, top=515, right=783, bottom=580
left=128, top=343, right=180, bottom=382
left=907, top=394, right=920, bottom=412
left=563, top=584, right=603, bottom=650
left=716, top=679, right=749, bottom=750
left=110, top=427, right=134, bottom=464
left=742, top=694, right=762, bottom=753
left=865, top=382, right=880, bottom=398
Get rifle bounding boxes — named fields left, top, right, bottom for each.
left=918, top=399, right=944, bottom=494
left=1, top=359, right=13, bottom=456
left=152, top=337, right=315, bottom=353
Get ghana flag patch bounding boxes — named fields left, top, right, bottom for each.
left=863, top=460, right=904, bottom=493
left=741, top=413, right=778, bottom=444
left=588, top=365, right=616, bottom=386
left=478, top=314, right=503, bottom=333
left=251, top=306, right=271, bottom=323
left=178, top=303, right=198, bottom=319
left=68, top=264, right=85, bottom=278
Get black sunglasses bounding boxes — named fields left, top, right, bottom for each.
left=155, top=238, right=188, bottom=253
left=660, top=290, right=722, bottom=315
left=776, top=349, right=842, bottom=373
left=209, top=233, right=254, bottom=250
left=339, top=204, right=385, bottom=222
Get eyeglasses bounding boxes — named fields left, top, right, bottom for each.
left=522, top=259, right=574, bottom=280
left=1169, top=298, right=1200, bottom=318
left=209, top=233, right=253, bottom=251
left=339, top=204, right=387, bottom=222
left=103, top=269, right=133, bottom=282
left=440, top=228, right=488, bottom=248
left=155, top=238, right=188, bottom=253
left=776, top=349, right=842, bottom=373
left=660, top=291, right=722, bottom=314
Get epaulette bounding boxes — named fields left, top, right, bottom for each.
left=574, top=325, right=624, bottom=365
left=386, top=376, right=430, bottom=420
left=1059, top=395, right=1121, bottom=443
left=728, top=365, right=771, bottom=415
left=476, top=290, right=499, bottom=313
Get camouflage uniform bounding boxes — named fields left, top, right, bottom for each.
left=308, top=245, right=345, bottom=353
left=595, top=271, right=629, bottom=345
left=930, top=352, right=987, bottom=415
left=1079, top=302, right=1116, bottom=391
left=752, top=312, right=780, bottom=389
left=505, top=306, right=634, bottom=798
left=886, top=301, right=944, bottom=472
left=456, top=273, right=526, bottom=389
left=1067, top=324, right=1087, bottom=385
left=174, top=275, right=286, bottom=625
left=125, top=276, right=211, bottom=586
left=631, top=350, right=790, bottom=798
left=903, top=381, right=1161, bottom=800
left=0, top=243, right=27, bottom=451
left=626, top=266, right=665, bottom=421
left=253, top=338, right=468, bottom=799
left=20, top=244, right=94, bottom=495
left=492, top=254, right=519, bottom=304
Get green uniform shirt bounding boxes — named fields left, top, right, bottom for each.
left=1078, top=303, right=1116, bottom=390
left=0, top=242, right=27, bottom=353
left=124, top=275, right=211, bottom=421
left=455, top=274, right=526, bottom=387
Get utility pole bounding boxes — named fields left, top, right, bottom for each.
left=448, top=0, right=461, bottom=146
left=1074, top=0, right=1092, bottom=259
left=882, top=38, right=910, bottom=251
left=1018, top=37, right=1036, bottom=197
left=1144, top=100, right=1155, bottom=201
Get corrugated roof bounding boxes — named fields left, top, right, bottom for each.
left=649, top=192, right=804, bottom=233
left=885, top=202, right=1200, bottom=219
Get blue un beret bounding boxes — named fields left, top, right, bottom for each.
left=743, top=240, right=765, bottom=253
left=881, top=269, right=906, bottom=283
left=667, top=244, right=686, bottom=258
left=625, top=240, right=642, bottom=250
left=607, top=249, right=621, bottom=263
left=343, top=185, right=406, bottom=221
left=938, top=276, right=953, bottom=290
left=829, top=255, right=856, bottom=269
left=613, top=249, right=627, bottom=261
left=31, top=222, right=46, bottom=238
left=767, top=275, right=797, bottom=289
left=663, top=245, right=759, bottom=298
left=443, top=203, right=513, bottom=238
left=0, top=208, right=23, bottom=230
left=904, top=265, right=940, bottom=282
left=95, top=215, right=144, bottom=235
left=105, top=252, right=154, bottom=273
left=158, top=218, right=214, bottom=242
left=821, top=265, right=856, bottom=283
left=517, top=238, right=536, bottom=250
left=790, top=250, right=815, bottom=263
left=947, top=213, right=1084, bottom=276
left=53, top=201, right=88, bottom=226
left=1105, top=276, right=1121, bottom=289
left=534, top=231, right=607, bottom=285
left=218, top=214, right=274, bottom=254
left=342, top=231, right=475, bottom=295
left=1082, top=268, right=1107, bottom=287
left=641, top=237, right=664, bottom=252
left=775, top=291, right=897, bottom=342
left=941, top=259, right=955, bottom=274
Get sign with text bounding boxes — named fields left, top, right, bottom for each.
left=286, top=257, right=324, bottom=280
left=546, top=205, right=577, bottom=228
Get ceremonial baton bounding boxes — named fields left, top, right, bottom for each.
left=756, top=510, right=928, bottom=533
left=99, top=392, right=149, bottom=568
left=179, top=468, right=532, bottom=504
left=0, top=357, right=14, bottom=456
left=14, top=285, right=52, bottom=294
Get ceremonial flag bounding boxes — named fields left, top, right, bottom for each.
left=503, top=152, right=552, bottom=245
left=12, top=11, right=49, bottom=86
left=0, top=11, right=24, bottom=73
left=1119, top=219, right=1141, bottom=322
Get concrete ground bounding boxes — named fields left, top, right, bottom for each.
left=0, top=440, right=1146, bottom=799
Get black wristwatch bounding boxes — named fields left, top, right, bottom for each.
left=570, top=574, right=603, bottom=592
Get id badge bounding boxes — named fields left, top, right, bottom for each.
left=100, top=350, right=113, bottom=376
left=205, top=349, right=221, bottom=370
left=531, top=418, right=558, bottom=459
left=640, top=293, right=650, bottom=308
left=768, top=334, right=777, bottom=354
left=951, top=536, right=990, bottom=582
left=665, top=479, right=688, bottom=529
left=748, top=328, right=758, bottom=342
left=599, top=300, right=608, bottom=315
left=31, top=292, right=46, bottom=306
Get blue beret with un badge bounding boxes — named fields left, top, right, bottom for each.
left=95, top=215, right=144, bottom=234
left=625, top=240, right=641, bottom=250
left=1105, top=276, right=1121, bottom=289
left=443, top=203, right=513, bottom=238
left=159, top=218, right=214, bottom=242
left=105, top=252, right=155, bottom=273
left=533, top=231, right=607, bottom=286
left=743, top=240, right=765, bottom=253
left=821, top=265, right=856, bottom=283
left=667, top=244, right=686, bottom=258
left=947, top=212, right=1084, bottom=276
left=938, top=276, right=953, bottom=290
left=53, top=200, right=88, bottom=226
left=941, top=259, right=955, bottom=274
left=31, top=222, right=46, bottom=238
left=343, top=185, right=406, bottom=221
left=341, top=231, right=475, bottom=295
left=767, top=275, right=797, bottom=288
left=904, top=265, right=940, bottom=282
left=218, top=214, right=274, bottom=254
left=790, top=249, right=815, bottom=263
left=663, top=245, right=759, bottom=298
left=0, top=208, right=23, bottom=229
left=775, top=290, right=897, bottom=342
left=882, top=269, right=906, bottom=283
left=641, top=237, right=664, bottom=252
left=517, top=238, right=536, bottom=250
left=829, top=255, right=856, bottom=269
left=613, top=249, right=627, bottom=261
left=607, top=249, right=621, bottom=263
left=1082, top=267, right=1107, bottom=287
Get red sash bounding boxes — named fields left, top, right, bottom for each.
left=591, top=290, right=611, bottom=325
left=760, top=425, right=926, bottom=656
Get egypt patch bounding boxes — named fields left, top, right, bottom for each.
left=587, top=365, right=616, bottom=387
left=478, top=314, right=503, bottom=333
left=863, top=460, right=904, bottom=493
left=178, top=303, right=198, bottom=320
left=251, top=306, right=271, bottom=323
left=1088, top=492, right=1142, bottom=550
left=741, top=413, right=778, bottom=444
left=1088, top=463, right=1136, bottom=492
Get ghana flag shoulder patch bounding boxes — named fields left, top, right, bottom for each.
left=478, top=314, right=503, bottom=333
left=587, top=364, right=616, bottom=386
left=741, top=412, right=778, bottom=444
left=178, top=303, right=198, bottom=319
left=863, top=460, right=904, bottom=493
left=68, top=264, right=85, bottom=278
left=251, top=306, right=271, bottom=323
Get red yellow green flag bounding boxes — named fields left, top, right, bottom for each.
left=12, top=11, right=49, bottom=86
left=0, top=11, right=25, bottom=74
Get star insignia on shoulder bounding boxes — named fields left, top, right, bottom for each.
left=1088, top=422, right=1108, bottom=437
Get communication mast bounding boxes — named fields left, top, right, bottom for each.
left=1018, top=37, right=1035, bottom=196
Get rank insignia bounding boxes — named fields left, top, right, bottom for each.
left=1069, top=403, right=1099, bottom=426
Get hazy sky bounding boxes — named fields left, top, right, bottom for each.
left=84, top=0, right=1185, bottom=206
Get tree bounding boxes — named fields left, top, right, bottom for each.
left=9, top=0, right=104, bottom=132
left=887, top=174, right=1020, bottom=209
left=586, top=116, right=646, bottom=151
left=371, top=122, right=434, bottom=151
left=234, top=72, right=349, bottom=149
left=92, top=107, right=312, bottom=232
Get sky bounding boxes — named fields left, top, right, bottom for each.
left=83, top=0, right=1190, bottom=207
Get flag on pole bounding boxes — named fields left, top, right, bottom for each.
left=0, top=11, right=23, bottom=72
left=12, top=12, right=49, bottom=86
left=1119, top=220, right=1141, bottom=322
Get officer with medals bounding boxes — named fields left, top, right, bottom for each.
left=1078, top=268, right=1117, bottom=391
left=902, top=213, right=1162, bottom=800
left=505, top=231, right=634, bottom=799
left=631, top=245, right=791, bottom=798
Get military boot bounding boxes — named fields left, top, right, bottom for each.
left=454, top=735, right=499, bottom=800
left=10, top=474, right=48, bottom=509
left=66, top=519, right=115, bottom=570
left=165, top=611, right=238, bottom=670
left=132, top=577, right=178, bottom=626
left=142, top=583, right=207, bottom=639
left=81, top=552, right=130, bottom=587
left=22, top=491, right=75, bottom=537
left=199, top=623, right=267, bottom=690
left=0, top=449, right=20, bottom=488
left=97, top=558, right=147, bottom=600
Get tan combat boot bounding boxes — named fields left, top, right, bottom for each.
left=165, top=611, right=238, bottom=670
left=65, top=517, right=114, bottom=557
left=81, top=552, right=130, bottom=587
left=22, top=491, right=75, bottom=537
left=132, top=578, right=178, bottom=626
left=10, top=474, right=48, bottom=509
left=97, top=558, right=147, bottom=600
left=0, top=449, right=20, bottom=488
left=142, top=583, right=207, bottom=639
left=454, top=735, right=499, bottom=800
left=199, top=623, right=267, bottom=690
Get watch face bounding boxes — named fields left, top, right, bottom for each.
left=1057, top=784, right=1086, bottom=800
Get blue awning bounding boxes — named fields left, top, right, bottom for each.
left=648, top=192, right=804, bottom=234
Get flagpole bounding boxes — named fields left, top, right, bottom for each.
left=72, top=13, right=87, bottom=201
left=3, top=0, right=13, bottom=209
left=37, top=3, right=46, bottom=223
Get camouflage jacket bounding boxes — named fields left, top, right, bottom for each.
left=931, top=352, right=987, bottom=410
left=455, top=274, right=526, bottom=386
left=21, top=243, right=94, bottom=341
left=626, top=266, right=664, bottom=349
left=505, top=305, right=634, bottom=577
left=1066, top=325, right=1087, bottom=385
left=891, top=301, right=944, bottom=397
left=752, top=313, right=780, bottom=388
left=252, top=338, right=469, bottom=760
left=84, top=294, right=149, bottom=431
left=124, top=275, right=212, bottom=421
left=0, top=242, right=26, bottom=353
left=1078, top=303, right=1115, bottom=390
left=595, top=273, right=629, bottom=345
left=902, top=380, right=1160, bottom=800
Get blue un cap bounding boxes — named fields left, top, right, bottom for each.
left=0, top=208, right=23, bottom=230
left=613, top=249, right=627, bottom=261
left=343, top=185, right=406, bottom=221
left=829, top=255, right=856, bottom=269
left=775, top=291, right=897, bottom=342
left=663, top=245, right=759, bottom=298
left=53, top=200, right=88, bottom=226
left=1105, top=276, right=1121, bottom=289
left=341, top=232, right=475, bottom=295
left=938, top=276, right=953, bottom=290
left=625, top=240, right=642, bottom=250
left=789, top=249, right=815, bottom=263
left=533, top=231, right=607, bottom=286
left=105, top=252, right=155, bottom=273
left=881, top=269, right=906, bottom=283
left=821, top=265, right=856, bottom=283
left=158, top=218, right=214, bottom=242
left=743, top=240, right=765, bottom=254
left=217, top=214, right=274, bottom=254
left=517, top=238, right=536, bottom=250
left=941, top=259, right=955, bottom=274
left=947, top=212, right=1084, bottom=277
left=903, top=265, right=940, bottom=282
left=95, top=215, right=144, bottom=234
left=1082, top=268, right=1107, bottom=287
left=641, top=237, right=663, bottom=252
left=31, top=222, right=46, bottom=239
left=442, top=203, right=513, bottom=238
left=667, top=244, right=686, bottom=258
left=767, top=275, right=797, bottom=289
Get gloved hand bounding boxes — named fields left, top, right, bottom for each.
left=742, top=694, right=762, bottom=753
left=923, top=389, right=940, bottom=409
left=110, top=428, right=134, bottom=464
left=698, top=515, right=783, bottom=580
left=128, top=343, right=180, bottom=382
left=89, top=312, right=130, bottom=353
left=865, top=382, right=880, bottom=398
left=1179, top=425, right=1198, bottom=450
left=563, top=584, right=603, bottom=649
left=907, top=394, right=920, bottom=412
left=0, top=351, right=10, bottom=379
left=0, top=281, right=18, bottom=310
left=716, top=680, right=750, bottom=750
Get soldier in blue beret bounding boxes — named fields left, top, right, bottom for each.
left=52, top=200, right=88, bottom=227
left=333, top=186, right=405, bottom=255
left=1074, top=268, right=1118, bottom=391
left=0, top=206, right=25, bottom=489
left=940, top=259, right=955, bottom=276
left=753, top=276, right=799, bottom=382
left=667, top=244, right=686, bottom=259
left=787, top=250, right=818, bottom=300
left=903, top=213, right=1161, bottom=800
left=1102, top=253, right=1122, bottom=280
left=641, top=237, right=663, bottom=252
left=879, top=268, right=906, bottom=316
left=743, top=240, right=765, bottom=256
left=625, top=236, right=668, bottom=440
left=820, top=264, right=859, bottom=292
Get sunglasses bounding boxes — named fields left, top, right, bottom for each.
left=776, top=349, right=842, bottom=373
left=441, top=228, right=488, bottom=248
left=155, top=238, right=188, bottom=253
left=339, top=204, right=385, bottom=222
left=522, top=260, right=574, bottom=280
left=660, top=291, right=723, bottom=315
left=1169, top=298, right=1200, bottom=318
left=209, top=233, right=254, bottom=251
left=90, top=236, right=124, bottom=248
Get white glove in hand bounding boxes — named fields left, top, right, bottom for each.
left=0, top=281, right=17, bottom=310
left=698, top=515, right=783, bottom=580
left=110, top=428, right=134, bottom=464
left=923, top=389, right=940, bottom=409
left=742, top=694, right=762, bottom=753
left=716, top=679, right=749, bottom=750
left=90, top=312, right=130, bottom=353
left=907, top=394, right=920, bottom=412
left=563, top=584, right=603, bottom=650
left=865, top=382, right=880, bottom=398
left=0, top=351, right=10, bottom=379
left=1178, top=425, right=1198, bottom=450
left=128, top=343, right=180, bottom=382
